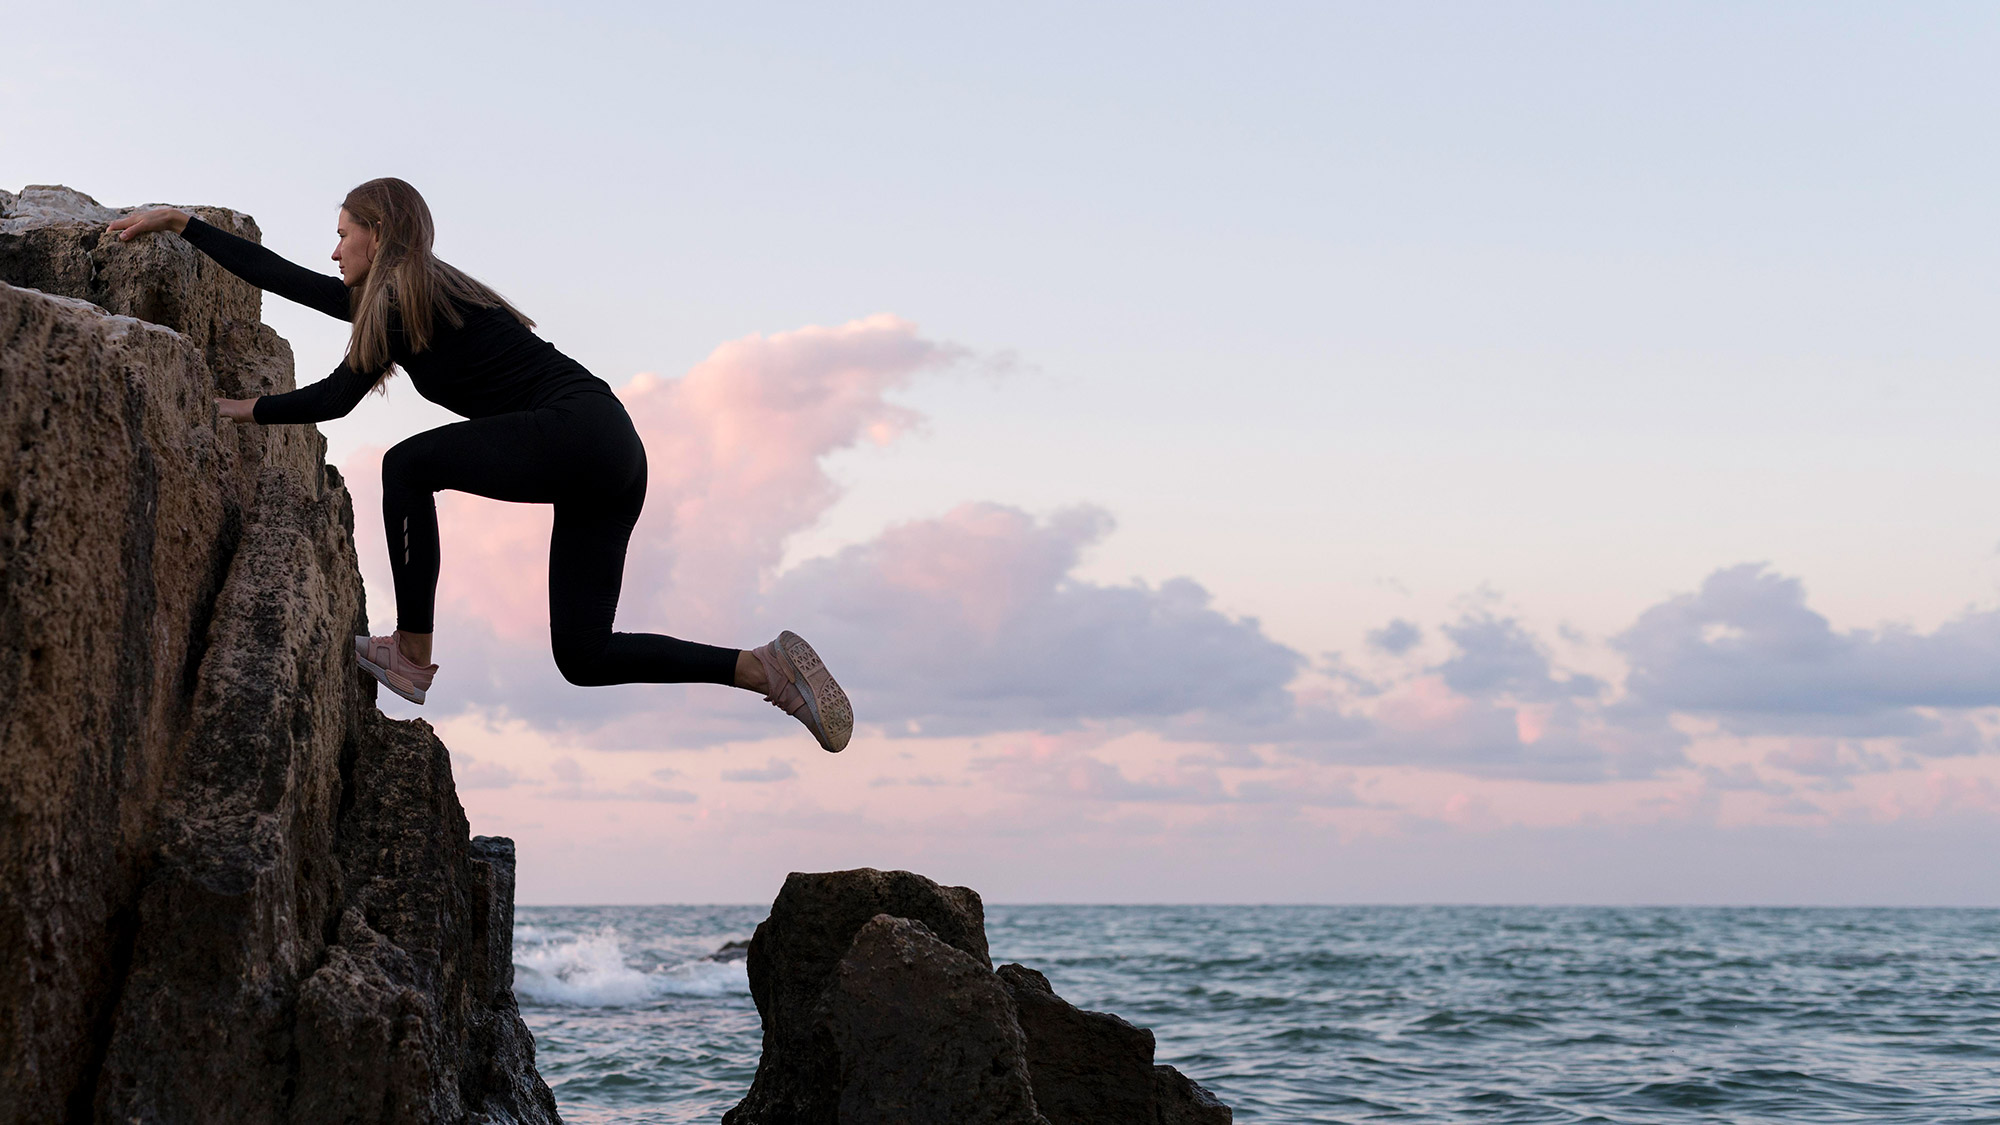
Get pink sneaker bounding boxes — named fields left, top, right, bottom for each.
left=752, top=630, right=853, bottom=753
left=354, top=634, right=437, bottom=705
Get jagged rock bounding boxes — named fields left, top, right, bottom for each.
left=997, top=964, right=1231, bottom=1125
left=1155, top=1066, right=1233, bottom=1125
left=724, top=869, right=1232, bottom=1125
left=997, top=963, right=1158, bottom=1125
left=283, top=722, right=555, bottom=1125
left=0, top=185, right=267, bottom=370
left=708, top=939, right=752, bottom=962
left=725, top=867, right=991, bottom=1124
left=0, top=187, right=556, bottom=1123
left=816, top=916, right=1046, bottom=1125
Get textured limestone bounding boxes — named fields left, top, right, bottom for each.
left=0, top=184, right=268, bottom=373
left=0, top=186, right=555, bottom=1123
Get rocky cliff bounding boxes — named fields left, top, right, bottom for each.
left=0, top=186, right=558, bottom=1124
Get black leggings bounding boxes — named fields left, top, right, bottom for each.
left=379, top=391, right=740, bottom=687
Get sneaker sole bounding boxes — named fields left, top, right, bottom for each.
left=777, top=630, right=852, bottom=752
left=355, top=650, right=428, bottom=705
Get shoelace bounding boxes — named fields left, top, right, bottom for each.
left=754, top=645, right=807, bottom=716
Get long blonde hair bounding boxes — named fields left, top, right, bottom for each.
left=340, top=177, right=533, bottom=384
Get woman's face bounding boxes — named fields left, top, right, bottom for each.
left=332, top=208, right=378, bottom=287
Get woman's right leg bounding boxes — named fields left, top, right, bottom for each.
left=380, top=412, right=562, bottom=642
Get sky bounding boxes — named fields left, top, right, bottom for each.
left=11, top=1, right=2000, bottom=904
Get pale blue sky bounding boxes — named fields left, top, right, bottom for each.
left=12, top=2, right=2000, bottom=902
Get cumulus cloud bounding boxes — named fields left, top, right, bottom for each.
left=340, top=310, right=2000, bottom=792
left=1367, top=618, right=1423, bottom=655
left=349, top=315, right=1304, bottom=747
left=1617, top=564, right=2000, bottom=736
left=1176, top=610, right=1683, bottom=783
left=756, top=503, right=1302, bottom=737
left=349, top=313, right=947, bottom=645
left=1435, top=614, right=1602, bottom=702
left=1220, top=570, right=2000, bottom=783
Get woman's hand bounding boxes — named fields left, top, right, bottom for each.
left=107, top=207, right=191, bottom=242
left=216, top=398, right=259, bottom=423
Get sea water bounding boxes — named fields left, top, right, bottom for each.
left=514, top=905, right=2000, bottom=1123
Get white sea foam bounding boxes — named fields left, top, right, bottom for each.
left=513, top=926, right=749, bottom=1007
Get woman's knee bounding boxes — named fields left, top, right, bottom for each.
left=380, top=436, right=434, bottom=494
left=551, top=629, right=613, bottom=686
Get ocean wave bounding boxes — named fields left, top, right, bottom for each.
left=514, top=927, right=749, bottom=1007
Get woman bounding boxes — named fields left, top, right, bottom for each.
left=108, top=179, right=852, bottom=752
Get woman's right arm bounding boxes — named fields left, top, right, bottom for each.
left=244, top=361, right=382, bottom=425
left=108, top=207, right=351, bottom=321
left=213, top=360, right=378, bottom=426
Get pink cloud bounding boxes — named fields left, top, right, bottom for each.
left=333, top=311, right=1997, bottom=815
left=345, top=314, right=950, bottom=644
left=1374, top=675, right=1474, bottom=733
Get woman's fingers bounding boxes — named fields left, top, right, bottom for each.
left=108, top=207, right=186, bottom=241
left=214, top=397, right=258, bottom=423
left=107, top=211, right=155, bottom=240
left=108, top=212, right=157, bottom=241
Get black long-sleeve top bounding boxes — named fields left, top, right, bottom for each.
left=180, top=216, right=612, bottom=424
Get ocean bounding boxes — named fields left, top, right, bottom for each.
left=513, top=905, right=2000, bottom=1123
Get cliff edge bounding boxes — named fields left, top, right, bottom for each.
left=0, top=186, right=559, bottom=1124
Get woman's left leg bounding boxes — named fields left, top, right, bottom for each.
left=544, top=484, right=741, bottom=688
left=539, top=403, right=853, bottom=749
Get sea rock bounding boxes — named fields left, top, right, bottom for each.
left=0, top=186, right=557, bottom=1123
left=817, top=916, right=1046, bottom=1125
left=725, top=868, right=1232, bottom=1125
left=1156, top=1065, right=1234, bottom=1125
left=996, top=962, right=1158, bottom=1124
left=997, top=963, right=1232, bottom=1125
left=726, top=868, right=992, bottom=1123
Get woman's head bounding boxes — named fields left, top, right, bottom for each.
left=334, top=177, right=429, bottom=288
left=332, top=208, right=377, bottom=286
left=336, top=177, right=532, bottom=381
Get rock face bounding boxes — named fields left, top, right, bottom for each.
left=997, top=964, right=1231, bottom=1125
left=728, top=868, right=1006, bottom=1123
left=0, top=186, right=558, bottom=1124
left=820, top=916, right=1044, bottom=1125
left=726, top=868, right=1231, bottom=1125
left=996, top=963, right=1157, bottom=1124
